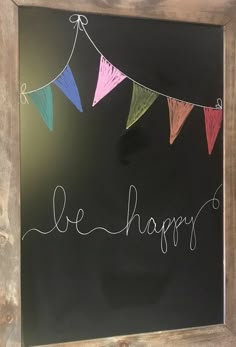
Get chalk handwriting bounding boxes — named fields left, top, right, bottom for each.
left=22, top=184, right=222, bottom=254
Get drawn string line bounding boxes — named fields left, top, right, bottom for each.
left=20, top=14, right=81, bottom=105
left=21, top=14, right=223, bottom=110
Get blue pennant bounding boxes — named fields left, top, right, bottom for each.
left=30, top=85, right=53, bottom=131
left=53, top=65, right=83, bottom=112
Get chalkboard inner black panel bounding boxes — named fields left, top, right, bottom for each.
left=20, top=8, right=223, bottom=347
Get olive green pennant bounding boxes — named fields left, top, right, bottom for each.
left=126, top=83, right=158, bottom=129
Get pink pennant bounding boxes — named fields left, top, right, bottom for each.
left=204, top=107, right=223, bottom=155
left=167, top=98, right=194, bottom=144
left=92, top=56, right=126, bottom=106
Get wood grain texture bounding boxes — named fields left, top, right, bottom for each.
left=15, top=0, right=231, bottom=25
left=0, top=0, right=21, bottom=346
left=224, top=18, right=236, bottom=335
left=34, top=325, right=235, bottom=347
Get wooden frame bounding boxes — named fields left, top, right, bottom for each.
left=1, top=0, right=236, bottom=346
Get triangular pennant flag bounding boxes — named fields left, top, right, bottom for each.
left=30, top=85, right=53, bottom=131
left=53, top=65, right=83, bottom=112
left=167, top=98, right=194, bottom=144
left=126, top=83, right=158, bottom=129
left=204, top=107, right=223, bottom=155
left=92, top=56, right=126, bottom=106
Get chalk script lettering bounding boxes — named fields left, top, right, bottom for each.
left=22, top=185, right=222, bottom=254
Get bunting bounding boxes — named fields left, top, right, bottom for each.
left=29, top=86, right=53, bottom=131
left=21, top=13, right=223, bottom=155
left=167, top=98, right=194, bottom=144
left=53, top=65, right=83, bottom=112
left=204, top=107, right=223, bottom=155
left=92, top=56, right=126, bottom=106
left=126, top=83, right=158, bottom=129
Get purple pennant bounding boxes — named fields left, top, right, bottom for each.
left=54, top=65, right=83, bottom=112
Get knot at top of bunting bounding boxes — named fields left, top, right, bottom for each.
left=215, top=98, right=223, bottom=110
left=69, top=14, right=88, bottom=31
left=20, top=83, right=29, bottom=105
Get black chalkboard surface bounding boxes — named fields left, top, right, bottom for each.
left=20, top=7, right=223, bottom=347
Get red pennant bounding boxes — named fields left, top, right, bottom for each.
left=204, top=107, right=223, bottom=155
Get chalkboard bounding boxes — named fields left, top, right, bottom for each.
left=20, top=7, right=224, bottom=347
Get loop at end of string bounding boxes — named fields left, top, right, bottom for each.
left=20, top=83, right=29, bottom=105
left=215, top=98, right=223, bottom=110
left=69, top=14, right=88, bottom=31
